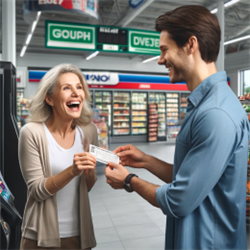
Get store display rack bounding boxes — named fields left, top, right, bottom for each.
left=147, top=103, right=158, bottom=142
left=148, top=93, right=166, bottom=141
left=240, top=98, right=250, bottom=226
left=131, top=93, right=147, bottom=135
left=166, top=93, right=180, bottom=139
left=113, top=92, right=130, bottom=136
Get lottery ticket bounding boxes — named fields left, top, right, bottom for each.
left=89, top=144, right=119, bottom=164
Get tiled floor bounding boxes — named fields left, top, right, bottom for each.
left=89, top=141, right=250, bottom=250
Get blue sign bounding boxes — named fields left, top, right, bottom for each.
left=129, top=0, right=146, bottom=9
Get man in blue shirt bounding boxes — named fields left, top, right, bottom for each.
left=105, top=5, right=249, bottom=250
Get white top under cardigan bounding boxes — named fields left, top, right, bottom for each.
left=44, top=124, right=83, bottom=238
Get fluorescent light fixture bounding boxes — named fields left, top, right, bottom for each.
left=224, top=0, right=240, bottom=7
left=20, top=46, right=27, bottom=57
left=142, top=56, right=160, bottom=64
left=224, top=34, right=250, bottom=45
left=211, top=0, right=240, bottom=14
left=25, top=34, right=32, bottom=45
left=37, top=11, right=41, bottom=18
left=211, top=8, right=218, bottom=14
left=86, top=51, right=99, bottom=60
left=31, top=21, right=37, bottom=33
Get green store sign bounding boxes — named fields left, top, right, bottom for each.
left=45, top=21, right=160, bottom=55
left=129, top=31, right=160, bottom=54
left=46, top=22, right=96, bottom=50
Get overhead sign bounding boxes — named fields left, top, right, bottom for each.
left=46, top=22, right=96, bottom=50
left=129, top=0, right=146, bottom=9
left=128, top=30, right=160, bottom=54
left=83, top=72, right=119, bottom=85
left=45, top=21, right=161, bottom=55
left=23, top=0, right=99, bottom=22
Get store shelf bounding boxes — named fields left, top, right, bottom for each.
left=114, top=114, right=130, bottom=116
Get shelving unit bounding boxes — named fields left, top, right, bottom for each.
left=148, top=93, right=166, bottom=141
left=113, top=92, right=130, bottom=135
left=147, top=103, right=158, bottom=142
left=16, top=89, right=24, bottom=129
left=166, top=93, right=180, bottom=139
left=240, top=99, right=250, bottom=226
left=179, top=93, right=189, bottom=123
left=131, top=93, right=147, bottom=135
left=94, top=91, right=112, bottom=128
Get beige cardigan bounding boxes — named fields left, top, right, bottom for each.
left=18, top=122, right=98, bottom=248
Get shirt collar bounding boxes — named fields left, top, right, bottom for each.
left=187, top=71, right=227, bottom=107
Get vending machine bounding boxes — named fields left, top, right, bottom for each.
left=0, top=62, right=26, bottom=249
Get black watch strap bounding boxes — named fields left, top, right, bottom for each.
left=125, top=173, right=138, bottom=185
left=123, top=173, right=138, bottom=192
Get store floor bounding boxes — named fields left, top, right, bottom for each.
left=89, top=141, right=250, bottom=250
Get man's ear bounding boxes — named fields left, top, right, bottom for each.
left=186, top=36, right=198, bottom=55
left=45, top=95, right=53, bottom=107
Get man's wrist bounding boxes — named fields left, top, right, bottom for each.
left=144, top=154, right=152, bottom=170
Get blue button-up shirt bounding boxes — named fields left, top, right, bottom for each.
left=156, top=71, right=249, bottom=250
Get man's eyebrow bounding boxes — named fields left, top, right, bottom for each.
left=159, top=45, right=167, bottom=50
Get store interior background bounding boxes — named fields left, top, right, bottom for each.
left=0, top=0, right=250, bottom=249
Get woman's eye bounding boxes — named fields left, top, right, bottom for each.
left=77, top=86, right=83, bottom=89
left=64, top=87, right=70, bottom=90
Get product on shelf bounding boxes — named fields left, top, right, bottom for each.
left=238, top=93, right=250, bottom=100
left=147, top=103, right=158, bottom=142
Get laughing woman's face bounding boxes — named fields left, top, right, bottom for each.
left=46, top=73, right=85, bottom=122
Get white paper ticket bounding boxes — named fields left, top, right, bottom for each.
left=89, top=144, right=119, bottom=164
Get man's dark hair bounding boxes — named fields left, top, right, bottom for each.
left=155, top=5, right=221, bottom=63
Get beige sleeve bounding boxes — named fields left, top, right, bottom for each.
left=18, top=126, right=53, bottom=202
left=91, top=122, right=99, bottom=147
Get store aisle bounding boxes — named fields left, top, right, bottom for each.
left=89, top=141, right=250, bottom=250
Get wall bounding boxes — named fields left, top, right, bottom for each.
left=17, top=49, right=250, bottom=98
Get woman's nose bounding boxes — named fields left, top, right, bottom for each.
left=72, top=87, right=79, bottom=96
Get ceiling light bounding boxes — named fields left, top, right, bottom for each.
left=20, top=46, right=27, bottom=57
left=31, top=21, right=37, bottom=33
left=25, top=34, right=32, bottom=45
left=211, top=0, right=240, bottom=14
left=86, top=51, right=99, bottom=60
left=224, top=0, right=240, bottom=8
left=142, top=56, right=160, bottom=63
left=224, top=34, right=250, bottom=45
left=211, top=8, right=218, bottom=14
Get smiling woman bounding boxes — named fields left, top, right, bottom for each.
left=18, top=64, right=98, bottom=250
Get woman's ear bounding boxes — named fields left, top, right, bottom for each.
left=45, top=95, right=53, bottom=107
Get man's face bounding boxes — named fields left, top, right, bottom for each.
left=158, top=30, right=190, bottom=83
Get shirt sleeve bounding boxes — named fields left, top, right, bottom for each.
left=156, top=108, right=238, bottom=218
left=18, top=125, right=53, bottom=202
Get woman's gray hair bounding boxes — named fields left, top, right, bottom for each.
left=27, top=63, right=93, bottom=126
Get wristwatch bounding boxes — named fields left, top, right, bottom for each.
left=123, top=174, right=138, bottom=192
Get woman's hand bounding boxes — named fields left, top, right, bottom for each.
left=113, top=144, right=147, bottom=169
left=72, top=152, right=96, bottom=177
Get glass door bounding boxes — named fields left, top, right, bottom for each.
left=166, top=93, right=180, bottom=139
left=148, top=92, right=166, bottom=140
left=131, top=92, right=147, bottom=135
left=113, top=92, right=130, bottom=135
left=179, top=93, right=190, bottom=124
left=94, top=91, right=112, bottom=128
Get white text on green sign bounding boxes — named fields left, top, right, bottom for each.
left=129, top=31, right=160, bottom=55
left=47, top=23, right=96, bottom=50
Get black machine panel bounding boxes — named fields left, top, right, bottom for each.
left=0, top=62, right=26, bottom=249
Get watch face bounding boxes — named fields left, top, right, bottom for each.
left=123, top=183, right=133, bottom=192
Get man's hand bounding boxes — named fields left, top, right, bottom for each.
left=113, top=144, right=147, bottom=168
left=105, top=162, right=130, bottom=189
